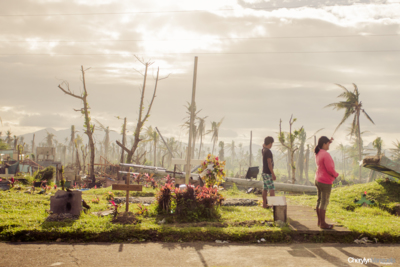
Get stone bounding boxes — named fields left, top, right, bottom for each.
left=260, top=238, right=266, bottom=242
left=215, top=240, right=223, bottom=243
left=92, top=210, right=114, bottom=217
left=56, top=238, right=62, bottom=242
left=275, top=220, right=286, bottom=228
left=50, top=190, right=82, bottom=216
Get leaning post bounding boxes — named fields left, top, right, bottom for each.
left=185, top=56, right=198, bottom=184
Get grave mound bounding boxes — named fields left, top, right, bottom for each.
left=112, top=212, right=140, bottom=225
left=46, top=213, right=79, bottom=222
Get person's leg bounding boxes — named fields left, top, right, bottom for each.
left=315, top=180, right=321, bottom=226
left=269, top=189, right=275, bottom=197
left=319, top=183, right=333, bottom=229
left=262, top=173, right=268, bottom=208
left=262, top=189, right=268, bottom=208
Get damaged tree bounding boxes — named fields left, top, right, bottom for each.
left=117, top=57, right=169, bottom=164
left=279, top=115, right=303, bottom=184
left=57, top=66, right=96, bottom=183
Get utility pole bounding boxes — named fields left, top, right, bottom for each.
left=249, top=131, right=252, bottom=166
left=185, top=56, right=198, bottom=184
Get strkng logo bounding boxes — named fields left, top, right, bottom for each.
left=348, top=257, right=395, bottom=265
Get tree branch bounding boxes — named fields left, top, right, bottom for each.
left=116, top=140, right=130, bottom=153
left=58, top=85, right=83, bottom=100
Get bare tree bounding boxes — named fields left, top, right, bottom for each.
left=116, top=57, right=169, bottom=164
left=278, top=115, right=303, bottom=184
left=57, top=66, right=96, bottom=182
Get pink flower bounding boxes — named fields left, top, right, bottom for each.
left=215, top=157, right=219, bottom=161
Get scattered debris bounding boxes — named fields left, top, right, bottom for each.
left=275, top=220, right=286, bottom=228
left=158, top=218, right=166, bottom=225
left=92, top=210, right=114, bottom=217
left=354, top=237, right=373, bottom=244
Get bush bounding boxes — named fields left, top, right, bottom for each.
left=34, top=166, right=55, bottom=184
left=156, top=180, right=224, bottom=222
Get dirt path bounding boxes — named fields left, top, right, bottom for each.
left=0, top=242, right=398, bottom=267
left=288, top=205, right=350, bottom=233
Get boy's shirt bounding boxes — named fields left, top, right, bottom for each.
left=262, top=148, right=274, bottom=174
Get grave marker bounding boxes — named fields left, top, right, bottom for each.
left=113, top=170, right=142, bottom=212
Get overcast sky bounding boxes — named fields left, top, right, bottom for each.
left=1, top=0, right=399, bottom=149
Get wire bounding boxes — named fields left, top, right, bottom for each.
left=2, top=50, right=400, bottom=56
left=0, top=2, right=399, bottom=17
left=3, top=34, right=400, bottom=43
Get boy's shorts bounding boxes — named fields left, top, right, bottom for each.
left=262, top=173, right=275, bottom=190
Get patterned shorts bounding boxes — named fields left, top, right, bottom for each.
left=262, top=173, right=275, bottom=190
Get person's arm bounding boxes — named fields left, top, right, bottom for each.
left=323, top=153, right=339, bottom=179
left=267, top=158, right=276, bottom=180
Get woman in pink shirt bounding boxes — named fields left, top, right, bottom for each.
left=315, top=136, right=339, bottom=229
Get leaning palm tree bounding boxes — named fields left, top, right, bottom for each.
left=325, top=83, right=375, bottom=181
left=207, top=117, right=224, bottom=154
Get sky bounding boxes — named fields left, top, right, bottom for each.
left=1, top=0, right=400, bottom=150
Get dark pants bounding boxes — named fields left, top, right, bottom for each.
left=315, top=180, right=332, bottom=210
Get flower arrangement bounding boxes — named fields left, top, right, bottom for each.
left=91, top=197, right=100, bottom=204
left=197, top=154, right=226, bottom=187
left=105, top=191, right=115, bottom=201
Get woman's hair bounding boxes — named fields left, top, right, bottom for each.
left=314, top=136, right=331, bottom=154
left=264, top=136, right=274, bottom=146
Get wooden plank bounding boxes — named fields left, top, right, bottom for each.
left=112, top=184, right=143, bottom=191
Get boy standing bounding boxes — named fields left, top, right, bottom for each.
left=262, top=136, right=276, bottom=208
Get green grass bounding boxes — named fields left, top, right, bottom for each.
left=288, top=179, right=400, bottom=242
left=0, top=186, right=289, bottom=243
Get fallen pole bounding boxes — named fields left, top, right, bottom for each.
left=224, top=177, right=317, bottom=194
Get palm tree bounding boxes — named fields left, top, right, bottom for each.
left=226, top=140, right=236, bottom=170
left=218, top=141, right=225, bottom=161
left=5, top=130, right=13, bottom=147
left=45, top=131, right=56, bottom=147
left=196, top=116, right=208, bottom=158
left=95, top=120, right=116, bottom=160
left=207, top=117, right=224, bottom=154
left=326, top=83, right=375, bottom=181
left=145, top=126, right=159, bottom=166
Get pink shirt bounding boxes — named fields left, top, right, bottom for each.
left=315, top=149, right=339, bottom=185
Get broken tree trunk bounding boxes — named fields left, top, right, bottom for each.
left=362, top=155, right=400, bottom=179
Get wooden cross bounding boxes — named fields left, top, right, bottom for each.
left=113, top=170, right=142, bottom=212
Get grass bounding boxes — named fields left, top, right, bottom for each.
left=288, top=179, right=400, bottom=242
left=0, top=185, right=291, bottom=243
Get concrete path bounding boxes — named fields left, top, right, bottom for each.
left=0, top=242, right=399, bottom=267
left=287, top=205, right=350, bottom=233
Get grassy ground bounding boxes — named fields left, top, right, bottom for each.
left=0, top=185, right=292, bottom=243
left=288, top=179, right=400, bottom=242
left=2, top=180, right=400, bottom=243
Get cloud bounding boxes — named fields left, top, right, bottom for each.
left=0, top=0, right=400, bottom=148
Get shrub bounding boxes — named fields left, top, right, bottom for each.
left=156, top=183, right=174, bottom=214
left=34, top=166, right=55, bottom=183
left=155, top=178, right=225, bottom=222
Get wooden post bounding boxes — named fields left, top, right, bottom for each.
left=186, top=56, right=198, bottom=184
left=126, top=170, right=130, bottom=212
